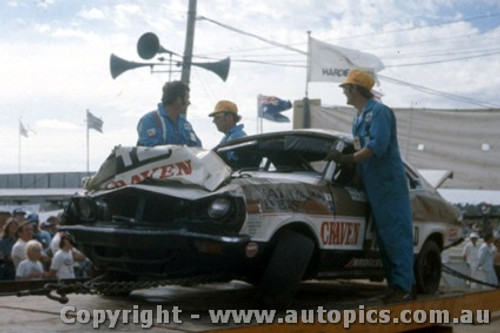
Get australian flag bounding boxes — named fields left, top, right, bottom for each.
left=257, top=94, right=292, bottom=123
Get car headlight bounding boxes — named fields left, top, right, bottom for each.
left=78, top=197, right=96, bottom=222
left=208, top=197, right=232, bottom=220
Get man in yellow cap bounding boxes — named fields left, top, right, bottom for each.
left=209, top=100, right=246, bottom=142
left=209, top=100, right=247, bottom=163
left=327, top=69, right=415, bottom=303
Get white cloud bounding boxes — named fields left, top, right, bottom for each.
left=50, top=27, right=100, bottom=43
left=33, top=23, right=51, bottom=34
left=78, top=7, right=105, bottom=20
left=38, top=0, right=56, bottom=9
left=36, top=119, right=80, bottom=130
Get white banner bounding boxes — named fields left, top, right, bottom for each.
left=307, top=37, right=384, bottom=83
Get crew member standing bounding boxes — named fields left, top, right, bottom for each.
left=137, top=80, right=202, bottom=147
left=327, top=69, right=415, bottom=303
left=209, top=100, right=246, bottom=163
left=462, top=232, right=480, bottom=289
left=478, top=233, right=498, bottom=290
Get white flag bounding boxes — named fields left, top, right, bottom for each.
left=87, top=110, right=103, bottom=133
left=307, top=37, right=384, bottom=83
left=19, top=120, right=29, bottom=137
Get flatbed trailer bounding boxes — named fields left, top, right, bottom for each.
left=1, top=279, right=499, bottom=332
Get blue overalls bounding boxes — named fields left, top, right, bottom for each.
left=220, top=124, right=246, bottom=144
left=137, top=103, right=202, bottom=147
left=219, top=124, right=246, bottom=163
left=353, top=98, right=414, bottom=293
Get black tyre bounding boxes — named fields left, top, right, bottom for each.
left=258, top=229, right=314, bottom=307
left=414, top=239, right=441, bottom=294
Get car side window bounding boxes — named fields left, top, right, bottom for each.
left=333, top=162, right=356, bottom=186
left=259, top=157, right=276, bottom=171
left=330, top=143, right=356, bottom=186
left=310, top=160, right=328, bottom=173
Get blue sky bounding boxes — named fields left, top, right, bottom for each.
left=1, top=0, right=499, bottom=173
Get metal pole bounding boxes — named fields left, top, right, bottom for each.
left=302, top=31, right=312, bottom=129
left=305, top=31, right=311, bottom=99
left=181, top=0, right=197, bottom=85
left=18, top=124, right=21, bottom=173
left=256, top=95, right=259, bottom=134
left=405, top=102, right=415, bottom=159
left=86, top=109, right=90, bottom=174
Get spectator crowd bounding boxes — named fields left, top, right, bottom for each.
left=0, top=208, right=91, bottom=281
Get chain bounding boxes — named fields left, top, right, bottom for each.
left=441, top=264, right=499, bottom=289
left=18, top=264, right=497, bottom=304
left=16, top=272, right=231, bottom=304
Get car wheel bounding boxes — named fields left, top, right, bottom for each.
left=258, top=229, right=314, bottom=308
left=414, top=239, right=441, bottom=294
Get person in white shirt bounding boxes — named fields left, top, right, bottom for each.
left=49, top=231, right=63, bottom=255
left=462, top=232, right=480, bottom=289
left=16, top=240, right=46, bottom=280
left=11, top=222, right=33, bottom=268
left=477, top=233, right=498, bottom=290
left=49, top=235, right=76, bottom=280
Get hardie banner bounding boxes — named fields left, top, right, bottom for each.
left=307, top=37, right=384, bottom=83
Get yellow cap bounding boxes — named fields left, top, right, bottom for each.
left=339, top=69, right=375, bottom=90
left=209, top=100, right=240, bottom=119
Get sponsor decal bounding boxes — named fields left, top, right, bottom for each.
left=321, top=68, right=349, bottom=77
left=87, top=146, right=231, bottom=192
left=447, top=227, right=459, bottom=239
left=105, top=160, right=193, bottom=190
left=345, top=187, right=366, bottom=202
left=245, top=242, right=259, bottom=258
left=320, top=221, right=360, bottom=246
left=146, top=128, right=156, bottom=137
left=255, top=186, right=330, bottom=213
left=364, top=112, right=372, bottom=123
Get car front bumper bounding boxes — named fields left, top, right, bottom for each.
left=61, top=224, right=254, bottom=278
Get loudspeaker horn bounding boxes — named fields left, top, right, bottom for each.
left=110, top=54, right=231, bottom=81
left=192, top=57, right=230, bottom=82
left=110, top=54, right=155, bottom=79
left=137, top=32, right=178, bottom=60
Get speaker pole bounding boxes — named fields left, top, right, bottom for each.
left=181, top=0, right=197, bottom=85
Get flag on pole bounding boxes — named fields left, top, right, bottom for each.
left=19, top=120, right=29, bottom=137
left=87, top=109, right=103, bottom=133
left=257, top=95, right=292, bottom=123
left=307, top=37, right=384, bottom=83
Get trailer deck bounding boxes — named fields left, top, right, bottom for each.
left=1, top=279, right=499, bottom=332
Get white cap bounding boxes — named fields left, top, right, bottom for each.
left=469, top=232, right=479, bottom=239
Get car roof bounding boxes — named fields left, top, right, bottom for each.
left=215, top=129, right=352, bottom=149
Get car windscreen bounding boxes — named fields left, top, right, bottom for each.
left=216, top=134, right=338, bottom=172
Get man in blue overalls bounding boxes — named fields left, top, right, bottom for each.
left=209, top=100, right=247, bottom=164
left=327, top=69, right=415, bottom=303
left=137, top=81, right=202, bottom=147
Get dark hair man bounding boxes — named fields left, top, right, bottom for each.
left=137, top=81, right=202, bottom=147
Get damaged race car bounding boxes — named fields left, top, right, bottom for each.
left=60, top=129, right=462, bottom=302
